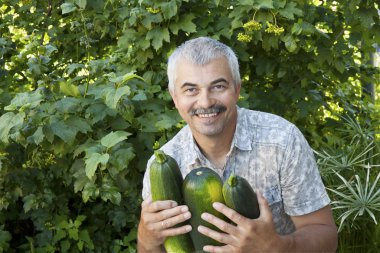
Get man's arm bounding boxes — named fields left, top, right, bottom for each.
left=282, top=205, right=338, bottom=252
left=198, top=193, right=338, bottom=253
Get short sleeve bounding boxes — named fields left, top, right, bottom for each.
left=141, top=156, right=154, bottom=200
left=280, top=126, right=330, bottom=216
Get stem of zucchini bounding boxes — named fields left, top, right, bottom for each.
left=154, top=150, right=167, bottom=164
left=227, top=174, right=238, bottom=187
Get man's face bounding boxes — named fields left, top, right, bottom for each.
left=170, top=57, right=240, bottom=139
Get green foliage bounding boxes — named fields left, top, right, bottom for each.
left=0, top=0, right=379, bottom=252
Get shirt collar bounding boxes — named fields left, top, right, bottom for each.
left=186, top=106, right=254, bottom=169
left=232, top=106, right=253, bottom=151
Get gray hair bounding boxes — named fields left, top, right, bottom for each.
left=167, top=37, right=241, bottom=91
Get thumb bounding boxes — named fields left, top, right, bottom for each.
left=256, top=191, right=273, bottom=222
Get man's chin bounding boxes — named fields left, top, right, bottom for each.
left=192, top=125, right=223, bottom=137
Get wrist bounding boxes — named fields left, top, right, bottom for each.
left=137, top=226, right=165, bottom=253
left=137, top=239, right=165, bottom=253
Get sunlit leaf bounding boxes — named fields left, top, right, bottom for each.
left=100, top=131, right=131, bottom=149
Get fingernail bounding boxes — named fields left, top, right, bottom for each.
left=181, top=206, right=188, bottom=212
left=171, top=201, right=178, bottom=207
left=184, top=212, right=191, bottom=219
left=185, top=225, right=192, bottom=232
left=213, top=202, right=222, bottom=208
left=201, top=213, right=209, bottom=220
left=198, top=225, right=206, bottom=233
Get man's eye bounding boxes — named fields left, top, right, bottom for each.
left=212, top=85, right=225, bottom=90
left=184, top=88, right=197, bottom=94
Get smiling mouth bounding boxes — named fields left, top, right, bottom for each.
left=190, top=105, right=227, bottom=118
left=197, top=112, right=218, bottom=118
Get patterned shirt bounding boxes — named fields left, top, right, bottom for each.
left=142, top=107, right=330, bottom=235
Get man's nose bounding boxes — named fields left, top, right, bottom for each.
left=197, top=89, right=215, bottom=108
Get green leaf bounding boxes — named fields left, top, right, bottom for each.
left=82, top=181, right=99, bottom=202
left=65, top=116, right=92, bottom=134
left=160, top=1, right=177, bottom=20
left=106, top=86, right=131, bottom=109
left=141, top=14, right=163, bottom=29
left=100, top=131, right=131, bottom=149
left=85, top=153, right=109, bottom=178
left=358, top=9, right=375, bottom=28
left=72, top=160, right=91, bottom=192
left=53, top=230, right=66, bottom=243
left=334, top=60, right=346, bottom=74
left=132, top=91, right=147, bottom=101
left=112, top=147, right=135, bottom=171
left=0, top=112, right=25, bottom=144
left=60, top=82, right=81, bottom=97
left=100, top=180, right=121, bottom=205
left=68, top=228, right=79, bottom=240
left=282, top=34, right=298, bottom=52
left=5, top=91, right=44, bottom=111
left=291, top=23, right=302, bottom=35
left=108, top=72, right=143, bottom=86
left=255, top=0, right=274, bottom=9
left=75, top=0, right=87, bottom=9
left=146, top=27, right=170, bottom=50
left=23, top=194, right=37, bottom=213
left=54, top=97, right=81, bottom=113
left=50, top=120, right=77, bottom=144
left=61, top=239, right=70, bottom=252
left=237, top=0, right=254, bottom=5
left=79, top=230, right=94, bottom=249
left=155, top=114, right=178, bottom=130
left=85, top=103, right=116, bottom=124
left=279, top=2, right=303, bottom=20
left=169, top=14, right=196, bottom=35
left=28, top=126, right=44, bottom=145
left=61, top=3, right=77, bottom=14
left=66, top=63, right=85, bottom=75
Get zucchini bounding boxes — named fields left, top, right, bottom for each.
left=222, top=174, right=260, bottom=219
left=149, top=150, right=194, bottom=253
left=183, top=167, right=226, bottom=252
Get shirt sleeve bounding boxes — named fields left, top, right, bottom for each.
left=280, top=125, right=330, bottom=216
left=141, top=156, right=154, bottom=200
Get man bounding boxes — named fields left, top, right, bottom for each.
left=138, top=37, right=338, bottom=252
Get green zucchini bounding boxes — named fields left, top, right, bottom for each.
left=183, top=167, right=226, bottom=252
left=149, top=150, right=194, bottom=253
left=222, top=174, right=260, bottom=219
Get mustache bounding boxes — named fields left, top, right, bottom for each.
left=189, top=105, right=227, bottom=116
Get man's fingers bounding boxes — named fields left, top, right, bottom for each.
left=157, top=207, right=192, bottom=230
left=197, top=225, right=233, bottom=245
left=212, top=202, right=246, bottom=226
left=141, top=195, right=152, bottom=209
left=162, top=224, right=192, bottom=237
left=203, top=244, right=233, bottom=253
left=144, top=199, right=178, bottom=212
left=201, top=212, right=238, bottom=235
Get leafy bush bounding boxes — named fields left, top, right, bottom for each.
left=0, top=0, right=379, bottom=252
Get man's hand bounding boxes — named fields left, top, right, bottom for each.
left=198, top=192, right=286, bottom=253
left=137, top=195, right=192, bottom=253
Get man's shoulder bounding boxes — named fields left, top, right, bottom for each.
left=237, top=107, right=298, bottom=147
left=160, top=125, right=192, bottom=156
left=239, top=107, right=295, bottom=132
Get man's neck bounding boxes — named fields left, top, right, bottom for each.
left=193, top=126, right=236, bottom=170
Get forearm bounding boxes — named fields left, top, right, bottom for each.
left=281, top=224, right=338, bottom=253
left=137, top=221, right=165, bottom=253
left=137, top=241, right=165, bottom=253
